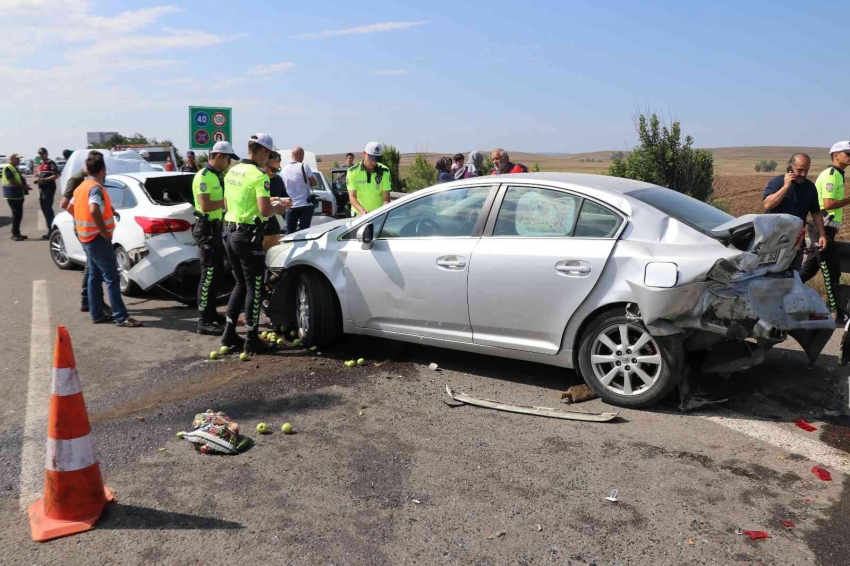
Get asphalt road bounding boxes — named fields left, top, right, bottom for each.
left=1, top=192, right=850, bottom=565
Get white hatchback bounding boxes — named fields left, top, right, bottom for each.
left=49, top=172, right=226, bottom=303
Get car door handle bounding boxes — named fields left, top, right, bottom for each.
left=436, top=256, right=467, bottom=269
left=556, top=260, right=591, bottom=276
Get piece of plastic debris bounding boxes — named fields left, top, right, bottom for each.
left=737, top=530, right=770, bottom=541
left=687, top=538, right=695, bottom=546
left=445, top=384, right=619, bottom=422
left=811, top=466, right=832, bottom=481
left=794, top=419, right=817, bottom=432
left=780, top=520, right=796, bottom=529
left=604, top=489, right=619, bottom=502
left=158, top=447, right=166, bottom=451
left=486, top=531, right=506, bottom=540
left=429, top=363, right=439, bottom=371
left=536, top=524, right=542, bottom=532
left=358, top=411, right=364, bottom=417
left=560, top=384, right=597, bottom=404
left=411, top=499, right=420, bottom=504
left=182, top=410, right=241, bottom=455
left=804, top=497, right=812, bottom=503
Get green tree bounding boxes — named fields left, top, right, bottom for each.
left=764, top=160, right=777, bottom=173
left=608, top=112, right=714, bottom=203
left=754, top=162, right=763, bottom=173
left=198, top=153, right=209, bottom=167
left=532, top=162, right=541, bottom=172
left=611, top=151, right=625, bottom=161
left=332, top=161, right=340, bottom=168
left=381, top=144, right=404, bottom=192
left=481, top=155, right=494, bottom=176
left=406, top=153, right=437, bottom=192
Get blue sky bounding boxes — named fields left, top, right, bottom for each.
left=1, top=0, right=844, bottom=157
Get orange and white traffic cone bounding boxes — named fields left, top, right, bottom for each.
left=28, top=325, right=114, bottom=542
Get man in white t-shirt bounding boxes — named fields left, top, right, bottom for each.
left=280, top=146, right=318, bottom=234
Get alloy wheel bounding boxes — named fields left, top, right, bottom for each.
left=50, top=232, right=69, bottom=268
left=296, top=282, right=310, bottom=340
left=590, top=323, right=662, bottom=397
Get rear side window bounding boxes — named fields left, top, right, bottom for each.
left=494, top=187, right=581, bottom=237
left=629, top=186, right=732, bottom=234
left=573, top=200, right=622, bottom=238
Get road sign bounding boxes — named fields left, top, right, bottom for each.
left=189, top=106, right=231, bottom=150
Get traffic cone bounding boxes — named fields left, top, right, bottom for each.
left=28, top=325, right=114, bottom=542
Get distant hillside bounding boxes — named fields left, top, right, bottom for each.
left=317, top=146, right=833, bottom=179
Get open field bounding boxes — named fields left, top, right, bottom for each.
left=318, top=146, right=836, bottom=180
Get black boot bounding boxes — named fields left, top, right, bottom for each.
left=221, top=322, right=245, bottom=350
left=244, top=328, right=275, bottom=354
left=197, top=316, right=224, bottom=336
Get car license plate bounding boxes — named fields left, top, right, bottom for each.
left=758, top=250, right=780, bottom=266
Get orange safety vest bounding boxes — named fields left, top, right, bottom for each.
left=73, top=178, right=115, bottom=243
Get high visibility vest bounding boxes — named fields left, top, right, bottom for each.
left=2, top=163, right=24, bottom=199
left=73, top=179, right=115, bottom=242
left=346, top=162, right=391, bottom=215
left=224, top=160, right=270, bottom=223
left=815, top=166, right=846, bottom=226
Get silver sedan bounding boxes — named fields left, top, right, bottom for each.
left=265, top=173, right=833, bottom=408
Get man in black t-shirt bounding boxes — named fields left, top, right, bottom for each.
left=180, top=151, right=200, bottom=173
left=762, top=153, right=827, bottom=276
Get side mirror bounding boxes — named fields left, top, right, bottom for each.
left=357, top=223, right=374, bottom=250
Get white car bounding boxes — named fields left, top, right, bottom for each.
left=49, top=172, right=228, bottom=303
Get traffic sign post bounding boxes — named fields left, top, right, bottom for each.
left=189, top=106, right=231, bottom=150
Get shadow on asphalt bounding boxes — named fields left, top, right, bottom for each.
left=124, top=298, right=197, bottom=332
left=99, top=503, right=244, bottom=530
left=0, top=216, right=10, bottom=229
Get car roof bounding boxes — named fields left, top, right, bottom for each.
left=109, top=172, right=194, bottom=182
left=494, top=172, right=658, bottom=194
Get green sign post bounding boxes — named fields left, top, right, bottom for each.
left=189, top=106, right=232, bottom=150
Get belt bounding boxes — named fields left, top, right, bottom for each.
left=226, top=221, right=261, bottom=231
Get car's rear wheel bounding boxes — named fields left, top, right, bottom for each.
left=115, top=245, right=142, bottom=297
left=578, top=308, right=683, bottom=409
left=49, top=230, right=73, bottom=270
left=294, top=271, right=341, bottom=346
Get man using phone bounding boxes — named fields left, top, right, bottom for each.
left=806, top=142, right=850, bottom=325
left=763, top=153, right=827, bottom=274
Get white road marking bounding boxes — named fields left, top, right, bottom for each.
left=19, top=280, right=52, bottom=511
left=702, top=409, right=850, bottom=475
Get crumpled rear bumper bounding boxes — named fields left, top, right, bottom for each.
left=629, top=273, right=834, bottom=364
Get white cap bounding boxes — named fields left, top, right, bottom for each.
left=830, top=141, right=850, bottom=155
left=211, top=140, right=240, bottom=159
left=139, top=149, right=150, bottom=158
left=249, top=133, right=274, bottom=152
left=364, top=141, right=383, bottom=160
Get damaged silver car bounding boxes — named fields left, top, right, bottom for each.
left=264, top=173, right=834, bottom=408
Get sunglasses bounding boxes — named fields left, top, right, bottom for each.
left=268, top=167, right=281, bottom=173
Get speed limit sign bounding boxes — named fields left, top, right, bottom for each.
left=212, top=112, right=227, bottom=127
left=212, top=130, right=227, bottom=142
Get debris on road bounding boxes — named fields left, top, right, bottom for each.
left=486, top=531, right=506, bottom=540
left=793, top=419, right=817, bottom=432
left=604, top=489, right=619, bottom=503
left=429, top=363, right=439, bottom=371
left=737, top=530, right=770, bottom=541
left=811, top=466, right=832, bottom=481
left=181, top=410, right=241, bottom=455
left=444, top=384, right=619, bottom=422
left=281, top=422, right=293, bottom=434
left=780, top=520, right=796, bottom=529
left=257, top=422, right=269, bottom=434
left=560, top=384, right=597, bottom=404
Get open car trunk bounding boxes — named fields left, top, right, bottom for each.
left=143, top=174, right=195, bottom=206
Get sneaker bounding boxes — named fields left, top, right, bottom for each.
left=12, top=235, right=26, bottom=242
left=80, top=303, right=89, bottom=313
left=41, top=233, right=50, bottom=240
left=92, top=314, right=115, bottom=324
left=115, top=317, right=143, bottom=327
left=197, top=319, right=224, bottom=336
left=835, top=311, right=849, bottom=329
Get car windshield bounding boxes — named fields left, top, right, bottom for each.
left=312, top=173, right=326, bottom=191
left=628, top=186, right=733, bottom=234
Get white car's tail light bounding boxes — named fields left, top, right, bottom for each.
left=320, top=200, right=333, bottom=215
left=135, top=217, right=192, bottom=236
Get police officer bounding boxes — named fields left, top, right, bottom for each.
left=806, top=141, right=850, bottom=325
left=347, top=142, right=392, bottom=216
left=2, top=153, right=30, bottom=241
left=193, top=141, right=240, bottom=336
left=221, top=134, right=291, bottom=353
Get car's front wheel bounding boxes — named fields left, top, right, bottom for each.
left=294, top=271, right=341, bottom=347
left=578, top=308, right=683, bottom=409
left=49, top=230, right=73, bottom=270
left=115, top=245, right=142, bottom=297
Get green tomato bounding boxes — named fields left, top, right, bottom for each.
left=239, top=353, right=250, bottom=362
left=209, top=351, right=220, bottom=360
left=219, top=345, right=230, bottom=354
left=281, top=423, right=293, bottom=434
left=357, top=358, right=365, bottom=366
left=256, top=423, right=268, bottom=434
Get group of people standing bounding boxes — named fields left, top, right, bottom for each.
left=435, top=148, right=530, bottom=183
left=762, top=141, right=850, bottom=326
left=1, top=148, right=62, bottom=241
